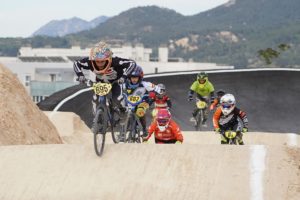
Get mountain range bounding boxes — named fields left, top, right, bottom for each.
left=32, top=16, right=109, bottom=37
left=1, top=0, right=300, bottom=67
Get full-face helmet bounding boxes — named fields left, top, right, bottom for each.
left=89, top=42, right=113, bottom=74
left=197, top=71, right=208, bottom=87
left=220, top=94, right=236, bottom=115
left=216, top=89, right=226, bottom=98
left=156, top=109, right=171, bottom=132
left=127, top=65, right=144, bottom=90
left=157, top=83, right=166, bottom=99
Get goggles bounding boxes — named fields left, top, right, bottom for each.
left=222, top=104, right=233, bottom=109
left=157, top=119, right=169, bottom=126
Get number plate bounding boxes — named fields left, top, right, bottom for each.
left=196, top=100, right=207, bottom=109
left=92, top=83, right=112, bottom=96
left=225, top=131, right=237, bottom=139
left=127, top=95, right=141, bottom=104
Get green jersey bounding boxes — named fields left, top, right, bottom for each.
left=190, top=80, right=214, bottom=97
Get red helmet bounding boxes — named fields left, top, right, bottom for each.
left=156, top=109, right=171, bottom=131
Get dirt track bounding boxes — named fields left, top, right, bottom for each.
left=0, top=112, right=299, bottom=200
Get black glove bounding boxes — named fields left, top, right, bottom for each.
left=77, top=76, right=86, bottom=84
left=210, top=97, right=215, bottom=103
left=118, top=76, right=126, bottom=84
left=188, top=96, right=193, bottom=101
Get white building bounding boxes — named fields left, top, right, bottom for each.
left=0, top=44, right=234, bottom=103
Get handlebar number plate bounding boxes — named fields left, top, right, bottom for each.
left=127, top=95, right=141, bottom=104
left=93, top=83, right=112, bottom=96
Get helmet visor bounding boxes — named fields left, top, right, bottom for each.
left=198, top=79, right=206, bottom=84
left=157, top=118, right=169, bottom=126
left=93, top=60, right=107, bottom=70
left=222, top=103, right=233, bottom=109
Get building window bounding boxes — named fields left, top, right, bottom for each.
left=25, top=75, right=31, bottom=86
left=50, top=74, right=56, bottom=82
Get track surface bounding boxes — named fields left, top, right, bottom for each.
left=38, top=70, right=300, bottom=133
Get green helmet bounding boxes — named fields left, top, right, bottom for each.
left=197, top=71, right=208, bottom=80
left=197, top=71, right=208, bottom=87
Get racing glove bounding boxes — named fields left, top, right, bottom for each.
left=118, top=76, right=125, bottom=84
left=214, top=127, right=221, bottom=134
left=188, top=95, right=193, bottom=101
left=242, top=127, right=248, bottom=133
left=78, top=75, right=86, bottom=84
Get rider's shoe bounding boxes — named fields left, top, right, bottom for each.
left=142, top=129, right=148, bottom=138
left=190, top=117, right=196, bottom=122
left=119, top=135, right=126, bottom=143
left=202, top=119, right=207, bottom=127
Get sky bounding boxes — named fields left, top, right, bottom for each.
left=0, top=0, right=228, bottom=38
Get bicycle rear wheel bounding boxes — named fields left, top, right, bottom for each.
left=92, top=106, right=108, bottom=157
left=110, top=109, right=121, bottom=144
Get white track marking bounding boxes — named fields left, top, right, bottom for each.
left=50, top=87, right=92, bottom=119
left=250, top=145, right=267, bottom=200
left=287, top=133, right=298, bottom=146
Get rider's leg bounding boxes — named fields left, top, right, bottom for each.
left=219, top=127, right=229, bottom=144
left=140, top=116, right=148, bottom=137
left=220, top=133, right=229, bottom=144
left=92, top=94, right=98, bottom=116
left=234, top=122, right=244, bottom=145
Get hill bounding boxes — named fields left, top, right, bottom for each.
left=1, top=0, right=300, bottom=67
left=32, top=16, right=109, bottom=37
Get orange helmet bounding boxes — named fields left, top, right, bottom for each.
left=89, top=42, right=113, bottom=74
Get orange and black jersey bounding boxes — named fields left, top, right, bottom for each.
left=213, top=107, right=248, bottom=129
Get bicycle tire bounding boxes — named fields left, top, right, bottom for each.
left=195, top=109, right=202, bottom=131
left=110, top=109, right=121, bottom=144
left=92, top=106, right=108, bottom=157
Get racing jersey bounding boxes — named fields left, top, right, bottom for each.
left=190, top=80, right=214, bottom=97
left=73, top=56, right=136, bottom=82
left=213, top=107, right=249, bottom=129
left=148, top=92, right=172, bottom=108
left=146, top=120, right=183, bottom=142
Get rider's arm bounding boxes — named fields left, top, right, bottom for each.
left=112, top=57, right=137, bottom=77
left=208, top=82, right=215, bottom=102
left=235, top=108, right=249, bottom=129
left=166, top=97, right=172, bottom=108
left=145, top=122, right=156, bottom=140
left=213, top=107, right=222, bottom=129
left=210, top=98, right=219, bottom=110
left=141, top=81, right=158, bottom=92
left=73, top=57, right=92, bottom=77
left=170, top=120, right=183, bottom=142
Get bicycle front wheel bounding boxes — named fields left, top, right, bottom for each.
left=195, top=109, right=202, bottom=131
left=92, top=106, right=108, bottom=157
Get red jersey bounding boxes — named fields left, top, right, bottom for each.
left=149, top=92, right=172, bottom=108
left=146, top=119, right=183, bottom=142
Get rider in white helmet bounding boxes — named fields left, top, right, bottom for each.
left=212, top=94, right=248, bottom=145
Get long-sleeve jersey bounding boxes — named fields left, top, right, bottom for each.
left=148, top=92, right=172, bottom=108
left=189, top=80, right=214, bottom=97
left=73, top=56, right=136, bottom=82
left=146, top=120, right=183, bottom=142
left=213, top=107, right=249, bottom=129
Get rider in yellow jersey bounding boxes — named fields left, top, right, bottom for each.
left=188, top=71, right=215, bottom=126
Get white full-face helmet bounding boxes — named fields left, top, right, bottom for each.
left=220, top=94, right=236, bottom=115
